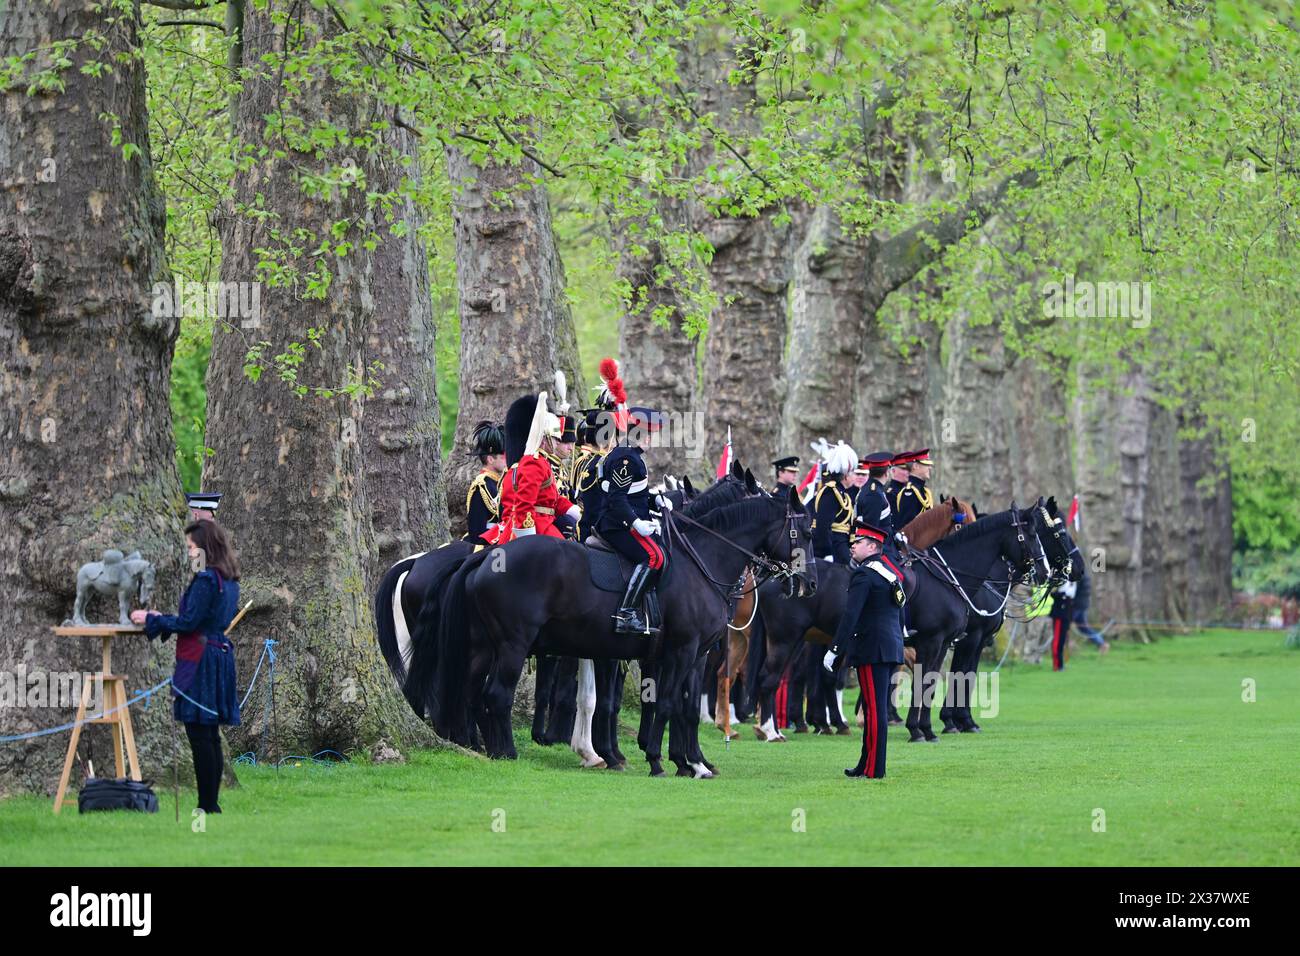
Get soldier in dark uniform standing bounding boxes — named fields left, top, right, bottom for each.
left=770, top=456, right=800, bottom=496
left=825, top=520, right=906, bottom=778
left=893, top=448, right=935, bottom=530
left=464, top=420, right=505, bottom=547
left=812, top=441, right=856, bottom=565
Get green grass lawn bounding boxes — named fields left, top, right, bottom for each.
left=2, top=629, right=1298, bottom=866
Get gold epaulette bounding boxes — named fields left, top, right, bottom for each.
left=465, top=471, right=500, bottom=519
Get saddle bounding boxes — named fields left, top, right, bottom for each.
left=583, top=536, right=662, bottom=634
left=584, top=535, right=633, bottom=592
left=87, top=549, right=140, bottom=588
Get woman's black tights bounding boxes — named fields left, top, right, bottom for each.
left=184, top=722, right=223, bottom=813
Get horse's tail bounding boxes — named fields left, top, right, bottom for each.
left=435, top=547, right=494, bottom=742
left=375, top=556, right=419, bottom=687
left=403, top=543, right=476, bottom=723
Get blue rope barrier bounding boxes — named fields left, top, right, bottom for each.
left=0, top=679, right=172, bottom=743
left=1, top=636, right=278, bottom=745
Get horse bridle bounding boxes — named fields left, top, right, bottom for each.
left=1036, top=506, right=1081, bottom=586
left=918, top=508, right=1049, bottom=617
left=662, top=503, right=809, bottom=598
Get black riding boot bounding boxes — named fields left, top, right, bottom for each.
left=613, top=564, right=659, bottom=635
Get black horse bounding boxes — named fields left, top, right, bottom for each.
left=434, top=490, right=815, bottom=776
left=901, top=505, right=1051, bottom=742
left=940, top=496, right=1084, bottom=733
left=375, top=539, right=475, bottom=722
left=529, top=465, right=733, bottom=757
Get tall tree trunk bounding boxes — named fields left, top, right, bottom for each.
left=1071, top=364, right=1186, bottom=630
left=1177, top=413, right=1234, bottom=620
left=781, top=140, right=1063, bottom=462
left=362, top=124, right=447, bottom=586
left=701, top=205, right=804, bottom=473
left=0, top=0, right=187, bottom=793
left=782, top=206, right=872, bottom=455
left=616, top=222, right=699, bottom=477
left=205, top=1, right=429, bottom=757
left=445, top=147, right=583, bottom=531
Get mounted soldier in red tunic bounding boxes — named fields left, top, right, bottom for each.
left=483, top=377, right=582, bottom=546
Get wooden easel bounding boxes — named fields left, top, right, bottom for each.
left=49, top=624, right=144, bottom=814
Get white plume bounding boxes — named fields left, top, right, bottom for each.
left=823, top=440, right=858, bottom=476
left=553, top=370, right=569, bottom=414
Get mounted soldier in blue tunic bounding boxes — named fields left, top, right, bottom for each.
left=855, top=451, right=897, bottom=538
left=892, top=448, right=935, bottom=530
left=464, top=420, right=505, bottom=547
left=770, top=455, right=800, bottom=497
left=585, top=357, right=671, bottom=635
left=810, top=439, right=857, bottom=565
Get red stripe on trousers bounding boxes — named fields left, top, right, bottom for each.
left=1052, top=619, right=1066, bottom=670
left=630, top=528, right=664, bottom=569
left=776, top=675, right=788, bottom=727
left=860, top=665, right=878, bottom=778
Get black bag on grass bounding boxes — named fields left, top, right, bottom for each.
left=78, top=778, right=159, bottom=813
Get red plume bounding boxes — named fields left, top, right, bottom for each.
left=599, top=357, right=619, bottom=383
left=610, top=377, right=627, bottom=405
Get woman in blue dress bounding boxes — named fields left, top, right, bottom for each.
left=131, top=521, right=241, bottom=813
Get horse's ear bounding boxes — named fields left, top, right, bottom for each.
left=1036, top=495, right=1045, bottom=508
left=1009, top=499, right=1017, bottom=512
left=1046, top=495, right=1057, bottom=514
left=790, top=489, right=805, bottom=514
left=683, top=475, right=696, bottom=496
left=731, top=459, right=743, bottom=480
left=744, top=468, right=759, bottom=495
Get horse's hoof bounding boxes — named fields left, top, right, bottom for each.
left=649, top=768, right=666, bottom=777
left=907, top=732, right=926, bottom=743
left=960, top=725, right=982, bottom=734
left=835, top=726, right=851, bottom=736
left=942, top=725, right=960, bottom=734
left=604, top=761, right=625, bottom=772
left=692, top=768, right=714, bottom=779
left=531, top=735, right=550, bottom=746
left=888, top=719, right=904, bottom=727
left=752, top=725, right=767, bottom=740
left=924, top=735, right=940, bottom=743
left=675, top=766, right=692, bottom=777
left=581, top=757, right=607, bottom=769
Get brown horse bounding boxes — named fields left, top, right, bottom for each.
left=899, top=496, right=976, bottom=550
left=714, top=567, right=758, bottom=739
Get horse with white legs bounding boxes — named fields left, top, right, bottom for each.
left=432, top=491, right=815, bottom=776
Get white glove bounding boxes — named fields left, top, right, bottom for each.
left=823, top=650, right=838, bottom=674
left=655, top=493, right=674, bottom=511
left=632, top=518, right=656, bottom=537
left=895, top=532, right=908, bottom=546
left=566, top=505, right=582, bottom=521
left=649, top=518, right=662, bottom=536
left=823, top=555, right=834, bottom=563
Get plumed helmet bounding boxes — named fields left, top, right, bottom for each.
left=470, top=420, right=505, bottom=459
